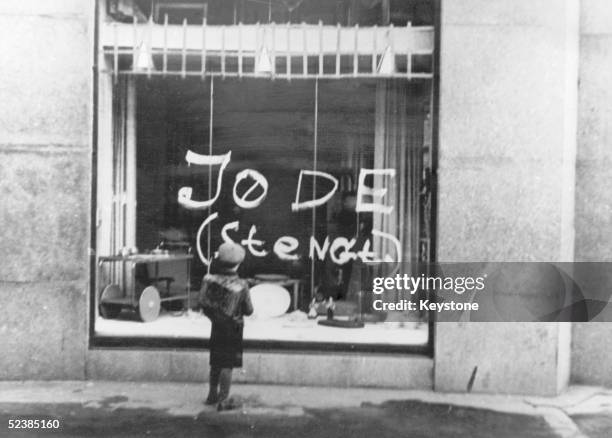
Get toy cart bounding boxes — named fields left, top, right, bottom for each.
left=97, top=253, right=193, bottom=322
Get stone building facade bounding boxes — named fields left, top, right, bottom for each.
left=1, top=0, right=611, bottom=395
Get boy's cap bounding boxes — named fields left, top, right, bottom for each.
left=216, top=242, right=246, bottom=266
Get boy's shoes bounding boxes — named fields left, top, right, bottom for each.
left=217, top=397, right=239, bottom=411
left=204, top=394, right=218, bottom=405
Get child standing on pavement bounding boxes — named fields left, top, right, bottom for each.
left=199, top=242, right=253, bottom=411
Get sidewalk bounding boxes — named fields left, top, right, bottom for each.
left=0, top=381, right=610, bottom=437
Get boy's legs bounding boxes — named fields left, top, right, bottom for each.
left=217, top=368, right=233, bottom=410
left=205, top=367, right=221, bottom=404
left=218, top=368, right=232, bottom=401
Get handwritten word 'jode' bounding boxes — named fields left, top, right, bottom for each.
left=177, top=150, right=401, bottom=266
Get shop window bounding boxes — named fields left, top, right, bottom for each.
left=94, top=0, right=435, bottom=351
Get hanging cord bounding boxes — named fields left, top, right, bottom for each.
left=207, top=76, right=215, bottom=276
left=310, top=78, right=319, bottom=297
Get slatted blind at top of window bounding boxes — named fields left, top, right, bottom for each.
left=100, top=18, right=434, bottom=80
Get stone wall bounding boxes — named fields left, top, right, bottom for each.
left=571, top=0, right=612, bottom=387
left=0, top=1, right=94, bottom=379
left=434, top=0, right=578, bottom=395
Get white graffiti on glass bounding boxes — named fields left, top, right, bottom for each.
left=178, top=150, right=400, bottom=266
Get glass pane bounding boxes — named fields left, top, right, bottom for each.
left=208, top=78, right=316, bottom=308
left=310, top=79, right=431, bottom=344
left=97, top=75, right=431, bottom=348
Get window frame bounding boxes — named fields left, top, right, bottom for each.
left=89, top=0, right=440, bottom=356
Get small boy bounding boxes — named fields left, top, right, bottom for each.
left=199, top=242, right=253, bottom=411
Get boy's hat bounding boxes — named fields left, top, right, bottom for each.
left=216, top=242, right=246, bottom=266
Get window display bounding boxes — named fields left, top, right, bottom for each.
left=92, top=0, right=435, bottom=351
left=94, top=47, right=433, bottom=350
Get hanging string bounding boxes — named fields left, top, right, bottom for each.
left=207, top=76, right=215, bottom=275
left=310, top=78, right=319, bottom=296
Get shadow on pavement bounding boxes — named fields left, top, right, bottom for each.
left=1, top=399, right=559, bottom=438
left=571, top=413, right=612, bottom=438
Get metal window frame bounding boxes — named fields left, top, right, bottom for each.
left=89, top=0, right=440, bottom=357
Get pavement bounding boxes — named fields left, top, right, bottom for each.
left=0, top=381, right=610, bottom=437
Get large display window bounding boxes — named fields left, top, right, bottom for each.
left=93, top=0, right=435, bottom=351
